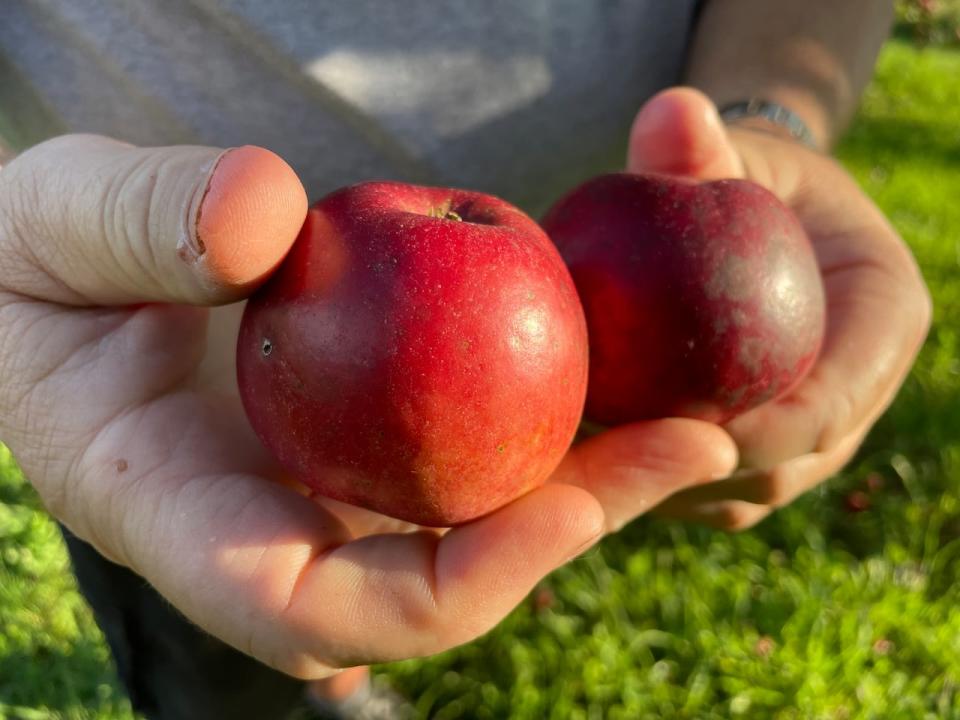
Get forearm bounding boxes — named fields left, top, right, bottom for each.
left=685, top=0, right=894, bottom=149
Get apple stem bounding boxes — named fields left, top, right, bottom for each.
left=428, top=205, right=463, bottom=222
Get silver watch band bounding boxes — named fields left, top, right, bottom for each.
left=719, top=99, right=817, bottom=149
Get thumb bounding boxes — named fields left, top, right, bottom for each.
left=627, top=87, right=744, bottom=180
left=0, top=134, right=308, bottom=306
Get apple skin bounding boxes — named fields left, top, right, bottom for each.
left=541, top=172, right=825, bottom=425
left=237, top=181, right=588, bottom=527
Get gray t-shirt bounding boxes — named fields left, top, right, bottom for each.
left=0, top=0, right=699, bottom=213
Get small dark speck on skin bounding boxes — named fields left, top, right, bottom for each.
left=262, top=338, right=273, bottom=357
left=116, top=459, right=128, bottom=473
left=497, top=444, right=506, bottom=453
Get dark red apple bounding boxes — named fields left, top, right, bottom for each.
left=237, top=181, right=588, bottom=527
left=541, top=172, right=825, bottom=425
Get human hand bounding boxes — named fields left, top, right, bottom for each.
left=0, top=134, right=737, bottom=677
left=624, top=88, right=931, bottom=530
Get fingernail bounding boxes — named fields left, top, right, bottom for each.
left=177, top=147, right=235, bottom=262
left=189, top=145, right=308, bottom=289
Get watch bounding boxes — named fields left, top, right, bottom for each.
left=719, top=99, right=817, bottom=149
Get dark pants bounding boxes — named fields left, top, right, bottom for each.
left=61, top=526, right=307, bottom=720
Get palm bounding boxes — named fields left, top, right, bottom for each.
left=91, top=298, right=417, bottom=554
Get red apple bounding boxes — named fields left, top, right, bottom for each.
left=237, top=181, right=588, bottom=527
left=541, top=172, right=825, bottom=425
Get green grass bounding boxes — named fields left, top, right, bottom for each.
left=2, top=38, right=960, bottom=720
left=0, top=447, right=134, bottom=720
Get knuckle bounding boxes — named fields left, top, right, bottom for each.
left=0, top=133, right=151, bottom=302
left=0, top=162, right=43, bottom=280
left=99, top=146, right=200, bottom=301
left=2, top=137, right=68, bottom=233
left=104, top=150, right=155, bottom=250
left=0, top=135, right=93, bottom=297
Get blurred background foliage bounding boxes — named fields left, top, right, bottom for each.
left=2, top=13, right=960, bottom=720
left=896, top=0, right=960, bottom=45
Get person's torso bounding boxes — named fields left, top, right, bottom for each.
left=0, top=0, right=699, bottom=212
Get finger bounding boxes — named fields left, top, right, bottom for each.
left=664, top=410, right=872, bottom=507
left=551, top=418, right=739, bottom=532
left=655, top=403, right=876, bottom=531
left=285, top=484, right=604, bottom=672
left=627, top=87, right=744, bottom=179
left=654, top=497, right=771, bottom=532
left=0, top=134, right=307, bottom=306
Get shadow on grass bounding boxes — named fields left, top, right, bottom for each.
left=0, top=635, right=132, bottom=717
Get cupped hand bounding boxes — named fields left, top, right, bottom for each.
left=625, top=88, right=931, bottom=530
left=0, top=135, right=736, bottom=678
